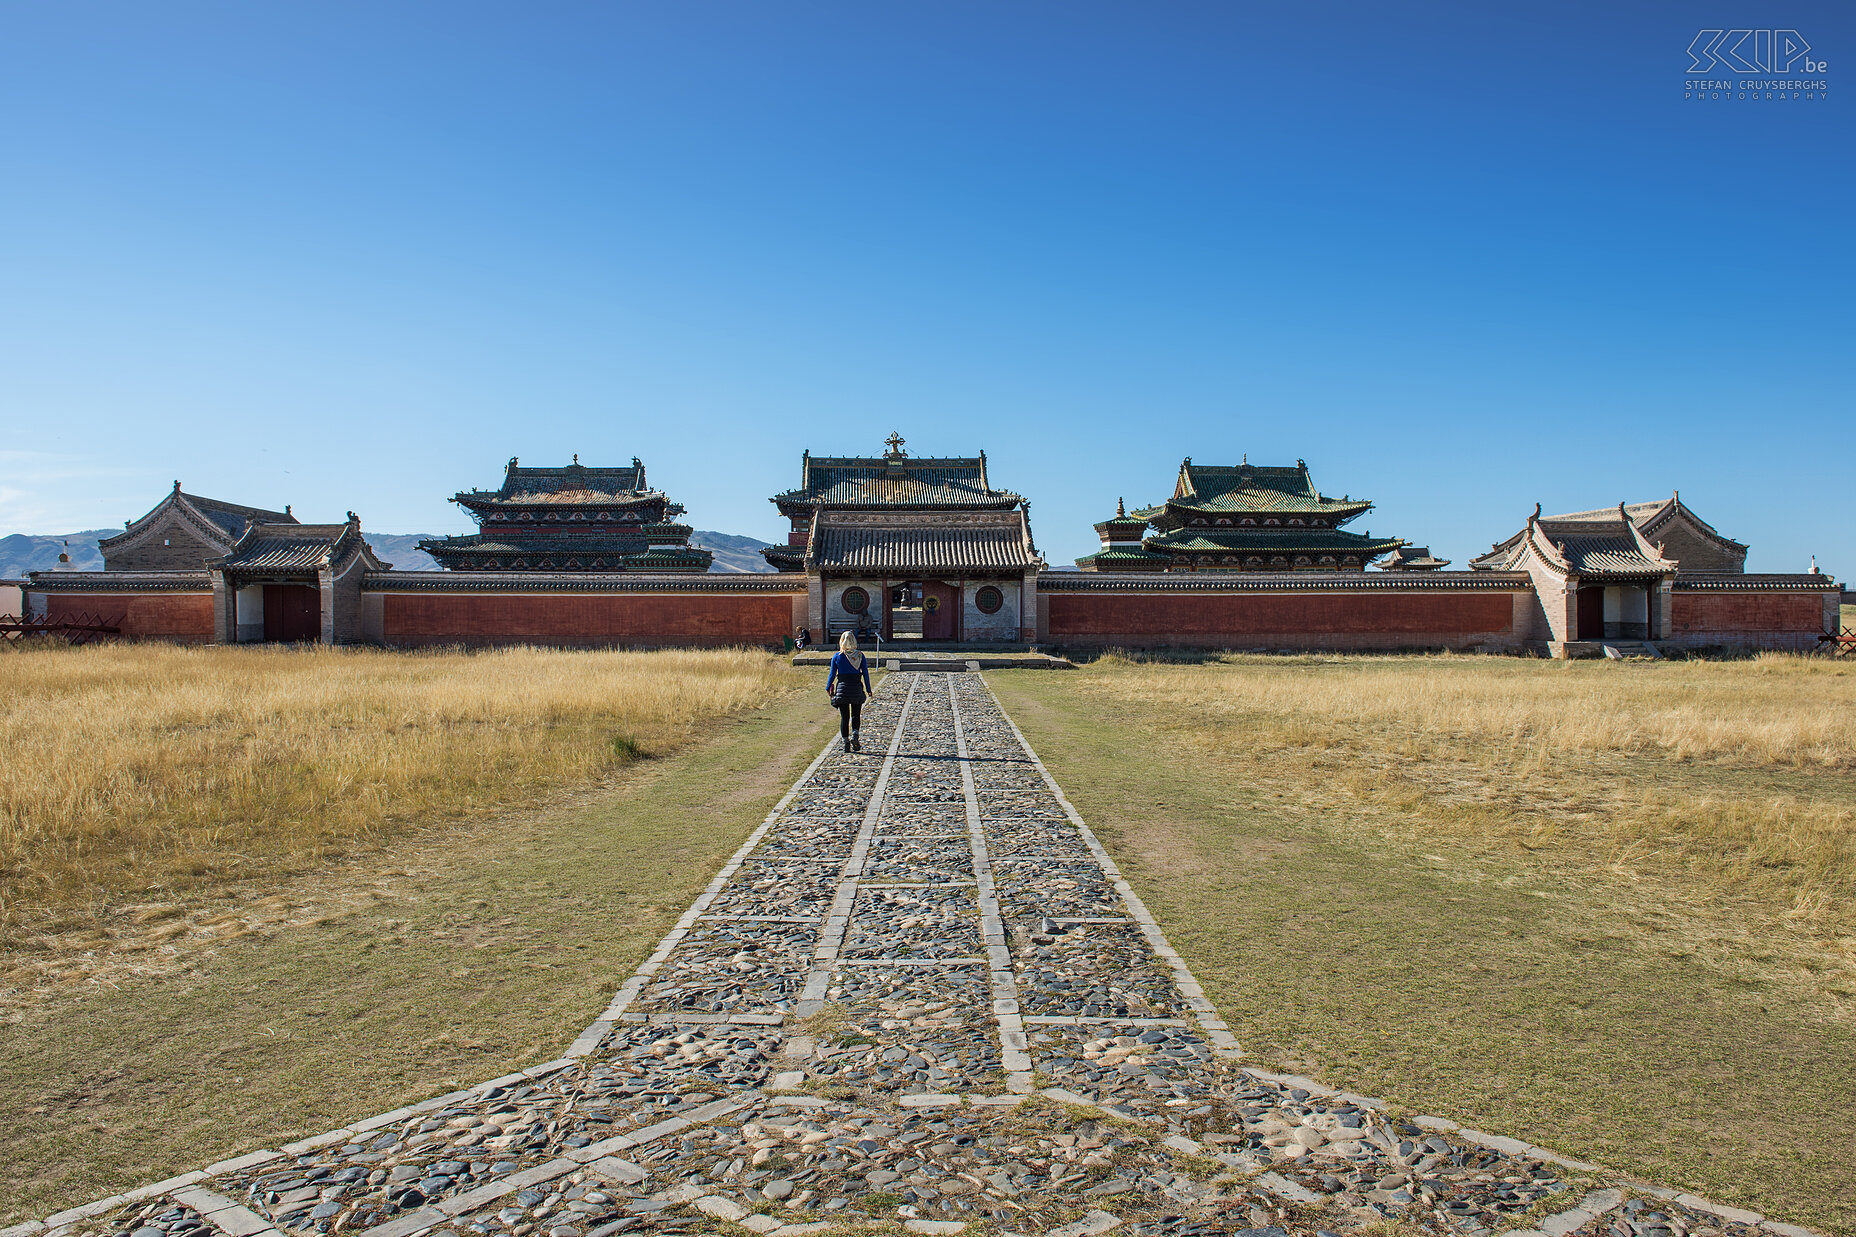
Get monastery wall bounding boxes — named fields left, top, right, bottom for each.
left=42, top=589, right=216, bottom=642
left=1664, top=578, right=1840, bottom=651
left=361, top=574, right=805, bottom=648
left=1036, top=575, right=1534, bottom=652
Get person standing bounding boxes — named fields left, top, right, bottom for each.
left=826, top=631, right=873, bottom=752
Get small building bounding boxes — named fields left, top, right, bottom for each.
left=1377, top=544, right=1450, bottom=571
left=1074, top=499, right=1170, bottom=571
left=1471, top=503, right=1678, bottom=642
left=1130, top=458, right=1406, bottom=572
left=765, top=435, right=1043, bottom=643
left=211, top=514, right=392, bottom=643
left=99, top=481, right=296, bottom=571
left=419, top=457, right=712, bottom=572
left=1534, top=493, right=1747, bottom=576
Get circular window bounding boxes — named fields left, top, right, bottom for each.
left=974, top=586, right=1004, bottom=614
left=841, top=587, right=869, bottom=614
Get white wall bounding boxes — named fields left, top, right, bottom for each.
left=235, top=584, right=265, bottom=643
left=826, top=579, right=882, bottom=633
left=962, top=580, right=1019, bottom=641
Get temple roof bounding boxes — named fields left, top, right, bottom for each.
left=456, top=457, right=662, bottom=507
left=1145, top=528, right=1404, bottom=555
left=213, top=518, right=388, bottom=573
left=810, top=520, right=1039, bottom=572
left=774, top=449, right=1022, bottom=509
left=1135, top=459, right=1372, bottom=522
left=1377, top=544, right=1450, bottom=570
left=1547, top=493, right=1748, bottom=555
left=99, top=483, right=296, bottom=550
left=1471, top=505, right=1677, bottom=579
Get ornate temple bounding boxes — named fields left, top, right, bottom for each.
left=419, top=457, right=712, bottom=572
left=763, top=435, right=1043, bottom=642
left=1078, top=457, right=1405, bottom=571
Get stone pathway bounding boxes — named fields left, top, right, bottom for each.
left=12, top=673, right=1822, bottom=1237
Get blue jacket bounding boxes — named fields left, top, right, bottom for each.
left=826, top=651, right=872, bottom=702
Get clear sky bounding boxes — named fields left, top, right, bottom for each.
left=1, top=3, right=1849, bottom=572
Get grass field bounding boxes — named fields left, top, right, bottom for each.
left=1, top=643, right=804, bottom=1001
left=0, top=677, right=834, bottom=1223
left=990, top=654, right=1856, bottom=1234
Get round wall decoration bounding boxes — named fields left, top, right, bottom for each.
left=841, top=586, right=869, bottom=614
left=923, top=595, right=941, bottom=613
left=974, top=585, right=1004, bottom=614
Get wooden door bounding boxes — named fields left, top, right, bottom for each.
left=1576, top=587, right=1605, bottom=641
left=921, top=581, right=957, bottom=641
left=264, top=584, right=321, bottom=642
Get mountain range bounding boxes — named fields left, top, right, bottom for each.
left=0, top=530, right=778, bottom=577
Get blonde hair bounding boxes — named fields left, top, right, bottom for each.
left=838, top=631, right=858, bottom=653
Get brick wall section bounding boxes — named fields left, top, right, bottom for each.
left=1045, top=590, right=1518, bottom=649
left=45, top=592, right=215, bottom=641
left=380, top=592, right=795, bottom=647
left=1670, top=592, right=1825, bottom=635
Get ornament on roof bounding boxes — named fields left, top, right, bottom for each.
left=884, top=432, right=907, bottom=458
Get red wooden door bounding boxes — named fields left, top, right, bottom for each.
left=921, top=581, right=957, bottom=641
left=1576, top=587, right=1605, bottom=640
left=264, top=584, right=321, bottom=642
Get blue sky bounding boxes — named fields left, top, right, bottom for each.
left=1, top=3, right=1849, bottom=572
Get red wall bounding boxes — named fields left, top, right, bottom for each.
left=1671, top=592, right=1825, bottom=634
left=1046, top=590, right=1516, bottom=642
left=381, top=591, right=795, bottom=647
left=44, top=592, right=215, bottom=641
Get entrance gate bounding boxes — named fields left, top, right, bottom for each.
left=263, top=584, right=321, bottom=642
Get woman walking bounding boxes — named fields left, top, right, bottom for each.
left=826, top=631, right=873, bottom=752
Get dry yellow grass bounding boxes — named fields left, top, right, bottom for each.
left=0, top=643, right=801, bottom=943
left=1077, top=650, right=1856, bottom=941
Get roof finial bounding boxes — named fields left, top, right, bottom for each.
left=285, top=504, right=291, bottom=516
left=173, top=479, right=181, bottom=491
left=1116, top=496, right=1126, bottom=518
left=347, top=511, right=358, bottom=524
left=572, top=453, right=579, bottom=466
left=884, top=432, right=906, bottom=458
left=1532, top=502, right=1542, bottom=522
left=633, top=456, right=642, bottom=469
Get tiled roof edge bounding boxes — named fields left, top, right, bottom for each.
left=1037, top=572, right=1534, bottom=593
left=25, top=572, right=213, bottom=592
left=1674, top=574, right=1838, bottom=591
left=361, top=572, right=804, bottom=594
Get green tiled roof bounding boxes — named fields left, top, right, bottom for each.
left=1075, top=547, right=1169, bottom=569
left=774, top=454, right=1021, bottom=509
left=1137, top=459, right=1372, bottom=521
left=1145, top=528, right=1403, bottom=555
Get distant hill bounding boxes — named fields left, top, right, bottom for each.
left=691, top=531, right=778, bottom=574
left=362, top=534, right=443, bottom=571
left=2, top=528, right=776, bottom=576
left=0, top=531, right=111, bottom=577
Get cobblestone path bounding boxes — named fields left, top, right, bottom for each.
left=18, top=674, right=1815, bottom=1237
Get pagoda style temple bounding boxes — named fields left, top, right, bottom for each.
left=420, top=457, right=712, bottom=572
left=1074, top=498, right=1169, bottom=571
left=765, top=435, right=1043, bottom=643
left=1079, top=457, right=1405, bottom=572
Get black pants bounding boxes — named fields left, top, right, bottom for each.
left=837, top=699, right=862, bottom=739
